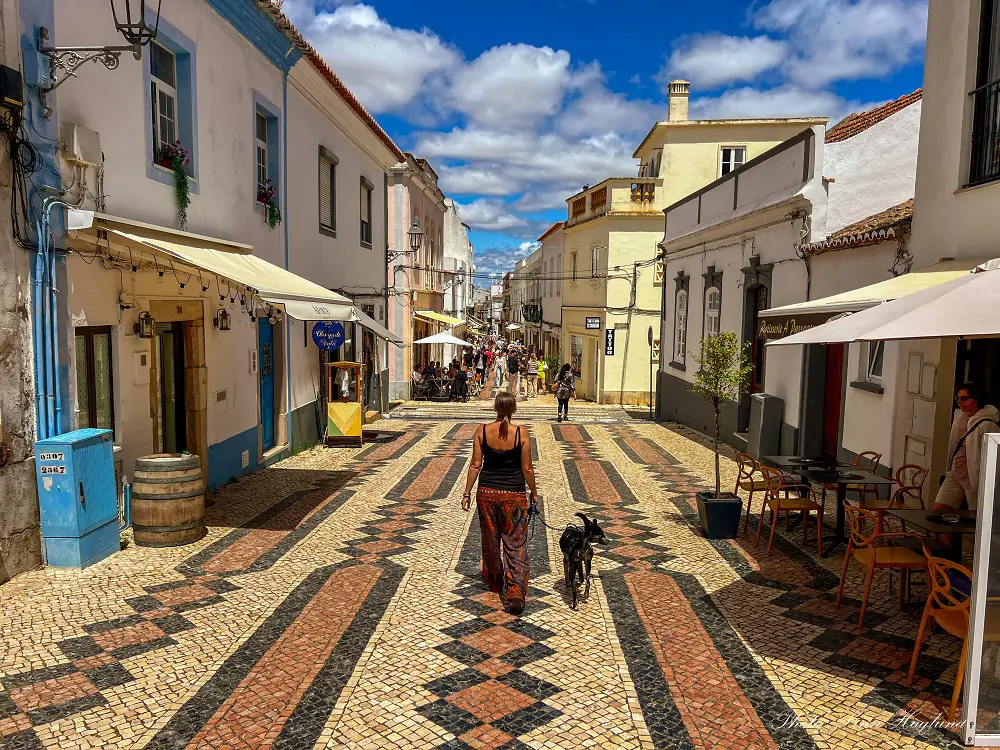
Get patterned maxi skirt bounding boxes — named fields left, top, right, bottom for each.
left=475, top=486, right=530, bottom=602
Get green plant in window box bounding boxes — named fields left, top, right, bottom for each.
left=159, top=141, right=190, bottom=230
left=257, top=179, right=281, bottom=229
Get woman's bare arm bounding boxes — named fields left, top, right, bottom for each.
left=521, top=428, right=538, bottom=500
left=462, top=425, right=484, bottom=510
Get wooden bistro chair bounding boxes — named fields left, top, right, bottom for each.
left=734, top=451, right=771, bottom=535
left=862, top=463, right=928, bottom=532
left=906, top=552, right=1000, bottom=721
left=836, top=504, right=926, bottom=628
left=755, top=465, right=824, bottom=557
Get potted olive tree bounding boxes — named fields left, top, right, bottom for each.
left=691, top=330, right=753, bottom=539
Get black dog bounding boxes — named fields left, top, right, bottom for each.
left=559, top=513, right=609, bottom=610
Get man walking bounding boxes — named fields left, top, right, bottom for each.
left=507, top=349, right=520, bottom=394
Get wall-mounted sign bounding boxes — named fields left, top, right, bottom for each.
left=585, top=317, right=601, bottom=330
left=312, top=321, right=346, bottom=350
left=756, top=312, right=842, bottom=340
left=605, top=328, right=615, bottom=356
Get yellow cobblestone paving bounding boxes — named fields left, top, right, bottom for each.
left=0, top=399, right=971, bottom=749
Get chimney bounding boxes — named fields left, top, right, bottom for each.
left=668, top=80, right=690, bottom=122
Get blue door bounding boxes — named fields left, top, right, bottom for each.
left=258, top=320, right=275, bottom=451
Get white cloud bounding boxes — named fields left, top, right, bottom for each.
left=285, top=2, right=460, bottom=112
left=753, top=0, right=928, bottom=88
left=662, top=34, right=790, bottom=90
left=437, top=166, right=524, bottom=197
left=689, top=86, right=873, bottom=122
left=456, top=199, right=528, bottom=232
left=450, top=44, right=572, bottom=128
left=518, top=241, right=542, bottom=255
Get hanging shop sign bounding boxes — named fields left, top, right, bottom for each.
left=312, top=321, right=346, bottom=350
left=585, top=317, right=601, bottom=330
left=756, top=312, right=845, bottom=340
left=605, top=328, right=615, bottom=356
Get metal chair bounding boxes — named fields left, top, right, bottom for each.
left=835, top=504, right=926, bottom=628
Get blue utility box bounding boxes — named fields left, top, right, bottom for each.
left=35, top=429, right=120, bottom=568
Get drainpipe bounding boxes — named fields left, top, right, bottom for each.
left=282, top=71, right=293, bottom=451
left=32, top=219, right=48, bottom=440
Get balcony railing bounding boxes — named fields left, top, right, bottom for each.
left=970, top=78, right=1000, bottom=186
left=565, top=178, right=663, bottom=227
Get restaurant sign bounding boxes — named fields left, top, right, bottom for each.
left=757, top=311, right=843, bottom=340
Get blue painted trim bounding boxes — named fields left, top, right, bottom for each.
left=252, top=89, right=281, bottom=212
left=202, top=0, right=301, bottom=72
left=144, top=11, right=200, bottom=195
left=207, top=425, right=261, bottom=490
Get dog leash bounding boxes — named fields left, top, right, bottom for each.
left=526, top=499, right=570, bottom=542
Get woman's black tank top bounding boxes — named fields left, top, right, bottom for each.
left=480, top=424, right=526, bottom=492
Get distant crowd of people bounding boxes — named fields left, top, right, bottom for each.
left=412, top=335, right=577, bottom=420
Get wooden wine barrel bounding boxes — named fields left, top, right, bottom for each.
left=131, top=453, right=206, bottom=547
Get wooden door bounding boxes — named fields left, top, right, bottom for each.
left=822, top=344, right=845, bottom=459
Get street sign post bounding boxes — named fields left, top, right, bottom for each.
left=647, top=326, right=654, bottom=420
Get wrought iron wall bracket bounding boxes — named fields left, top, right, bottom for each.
left=38, top=27, right=139, bottom=117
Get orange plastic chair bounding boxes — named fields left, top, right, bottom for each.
left=835, top=504, right=926, bottom=628
left=754, top=465, right=824, bottom=556
left=839, top=451, right=883, bottom=502
left=863, top=463, right=928, bottom=531
left=906, top=552, right=1000, bottom=721
left=733, top=451, right=770, bottom=535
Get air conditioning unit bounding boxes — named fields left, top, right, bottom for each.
left=62, top=122, right=102, bottom=166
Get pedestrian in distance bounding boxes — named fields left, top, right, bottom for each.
left=461, top=392, right=539, bottom=615
left=507, top=349, right=520, bottom=394
left=526, top=352, right=539, bottom=398
left=555, top=363, right=575, bottom=422
left=934, top=382, right=999, bottom=512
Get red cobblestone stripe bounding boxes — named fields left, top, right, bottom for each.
left=625, top=570, right=778, bottom=749
left=189, top=563, right=382, bottom=749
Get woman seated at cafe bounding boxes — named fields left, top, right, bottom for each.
left=934, top=382, right=999, bottom=511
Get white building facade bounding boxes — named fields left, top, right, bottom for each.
left=659, top=91, right=922, bottom=462
left=22, top=0, right=402, bottom=500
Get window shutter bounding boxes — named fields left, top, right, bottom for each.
left=319, top=156, right=334, bottom=230
left=360, top=183, right=370, bottom=223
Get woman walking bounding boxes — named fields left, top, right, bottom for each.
left=461, top=393, right=538, bottom=614
left=555, top=363, right=575, bottom=422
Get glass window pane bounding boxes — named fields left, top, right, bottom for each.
left=92, top=333, right=113, bottom=431
left=868, top=341, right=884, bottom=379
left=256, top=112, right=268, bottom=144
left=75, top=335, right=90, bottom=429
left=151, top=42, right=175, bottom=87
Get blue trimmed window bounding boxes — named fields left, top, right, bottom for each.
left=145, top=17, right=197, bottom=191
left=253, top=92, right=280, bottom=215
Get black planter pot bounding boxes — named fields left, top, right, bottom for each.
left=696, top=491, right=742, bottom=539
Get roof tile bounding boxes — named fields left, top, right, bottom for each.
left=825, top=90, right=922, bottom=143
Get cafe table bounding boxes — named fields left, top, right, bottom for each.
left=799, top=467, right=898, bottom=557
left=884, top=508, right=977, bottom=561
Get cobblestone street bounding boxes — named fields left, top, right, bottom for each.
left=0, top=395, right=968, bottom=750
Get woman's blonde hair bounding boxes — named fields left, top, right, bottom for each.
left=494, top=392, right=517, bottom=439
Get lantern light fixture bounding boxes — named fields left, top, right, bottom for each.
left=38, top=0, right=162, bottom=116
left=407, top=217, right=424, bottom=252
left=134, top=311, right=154, bottom=338
left=214, top=308, right=231, bottom=331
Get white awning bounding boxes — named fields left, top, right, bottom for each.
left=760, top=259, right=980, bottom=319
left=110, top=229, right=352, bottom=309
left=109, top=228, right=402, bottom=345
left=769, top=260, right=1000, bottom=346
left=413, top=332, right=471, bottom=346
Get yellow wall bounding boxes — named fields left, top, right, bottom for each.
left=655, top=122, right=824, bottom=209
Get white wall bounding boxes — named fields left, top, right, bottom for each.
left=909, top=0, right=1000, bottom=268
left=54, top=0, right=286, bottom=265
left=824, top=100, right=921, bottom=234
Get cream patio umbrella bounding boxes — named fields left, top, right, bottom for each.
left=768, top=260, right=1000, bottom=347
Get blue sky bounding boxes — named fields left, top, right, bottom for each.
left=282, top=0, right=928, bottom=281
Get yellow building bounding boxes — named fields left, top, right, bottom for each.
left=561, top=81, right=826, bottom=403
